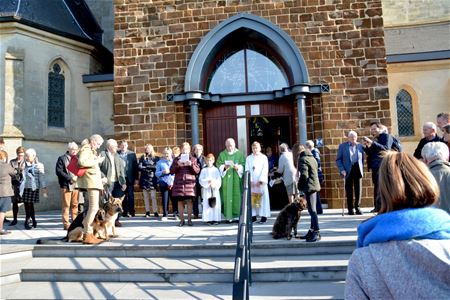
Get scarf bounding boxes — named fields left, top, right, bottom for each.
left=357, top=207, right=450, bottom=248
left=19, top=163, right=38, bottom=196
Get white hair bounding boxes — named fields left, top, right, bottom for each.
left=422, top=142, right=450, bottom=163
left=348, top=130, right=358, bottom=138
left=225, top=138, right=235, bottom=146
left=89, top=134, right=104, bottom=145
left=25, top=148, right=36, bottom=157
left=67, top=142, right=78, bottom=150
left=279, top=143, right=289, bottom=153
left=423, top=122, right=437, bottom=131
left=305, top=140, right=314, bottom=149
left=106, top=139, right=118, bottom=149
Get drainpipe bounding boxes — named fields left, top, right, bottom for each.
left=296, top=94, right=307, bottom=144
left=189, top=100, right=199, bottom=146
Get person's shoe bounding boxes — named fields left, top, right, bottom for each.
left=355, top=209, right=363, bottom=215
left=145, top=211, right=151, bottom=218
left=9, top=219, right=17, bottom=226
left=130, top=212, right=135, bottom=217
left=161, top=216, right=168, bottom=221
left=122, top=213, right=130, bottom=218
left=207, top=221, right=213, bottom=226
left=213, top=221, right=220, bottom=225
left=306, top=230, right=321, bottom=242
left=4, top=218, right=10, bottom=223
left=153, top=212, right=159, bottom=218
left=193, top=215, right=199, bottom=220
left=348, top=210, right=355, bottom=215
left=226, top=219, right=233, bottom=223
left=0, top=229, right=11, bottom=235
left=370, top=208, right=379, bottom=213
left=83, top=233, right=103, bottom=245
left=115, top=220, right=122, bottom=227
left=178, top=220, right=185, bottom=227
left=251, top=216, right=257, bottom=223
left=297, top=229, right=313, bottom=240
left=32, top=219, right=37, bottom=228
left=187, top=220, right=193, bottom=226
left=24, top=220, right=32, bottom=230
left=257, top=217, right=267, bottom=224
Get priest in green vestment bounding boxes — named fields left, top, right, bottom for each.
left=216, top=138, right=246, bottom=221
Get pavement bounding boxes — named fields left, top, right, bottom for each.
left=0, top=208, right=372, bottom=299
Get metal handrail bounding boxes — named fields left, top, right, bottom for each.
left=232, top=171, right=252, bottom=300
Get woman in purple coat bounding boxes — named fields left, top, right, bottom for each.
left=170, top=142, right=200, bottom=226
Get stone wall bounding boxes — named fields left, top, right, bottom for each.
left=114, top=0, right=390, bottom=208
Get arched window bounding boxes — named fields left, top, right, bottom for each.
left=48, top=62, right=65, bottom=127
left=396, top=89, right=414, bottom=136
left=206, top=43, right=289, bottom=94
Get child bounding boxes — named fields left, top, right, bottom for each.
left=199, top=153, right=222, bottom=225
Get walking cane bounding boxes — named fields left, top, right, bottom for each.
left=342, top=178, right=345, bottom=216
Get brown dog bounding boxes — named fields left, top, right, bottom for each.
left=102, top=195, right=124, bottom=239
left=272, top=197, right=307, bottom=240
left=67, top=208, right=107, bottom=242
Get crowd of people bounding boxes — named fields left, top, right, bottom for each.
left=0, top=112, right=449, bottom=246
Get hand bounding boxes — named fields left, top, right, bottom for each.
left=178, top=160, right=184, bottom=166
left=101, top=177, right=108, bottom=184
left=340, top=170, right=347, bottom=177
left=97, top=156, right=105, bottom=163
left=134, top=180, right=139, bottom=186
left=185, top=160, right=192, bottom=166
left=163, top=169, right=170, bottom=175
left=122, top=184, right=127, bottom=191
left=233, top=165, right=239, bottom=171
left=42, top=187, right=48, bottom=198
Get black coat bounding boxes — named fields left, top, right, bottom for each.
left=55, top=152, right=74, bottom=189
left=138, top=154, right=160, bottom=190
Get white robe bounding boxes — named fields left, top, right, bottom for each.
left=199, top=166, right=222, bottom=222
left=245, top=153, right=271, bottom=218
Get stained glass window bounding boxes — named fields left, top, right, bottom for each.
left=48, top=63, right=65, bottom=127
left=207, top=47, right=288, bottom=94
left=396, top=89, right=414, bottom=136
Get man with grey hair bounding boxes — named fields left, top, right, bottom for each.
left=277, top=143, right=298, bottom=203
left=100, top=139, right=126, bottom=226
left=413, top=122, right=440, bottom=160
left=436, top=112, right=449, bottom=133
left=216, top=138, right=245, bottom=222
left=55, top=142, right=79, bottom=230
left=336, top=131, right=365, bottom=215
left=422, top=142, right=450, bottom=213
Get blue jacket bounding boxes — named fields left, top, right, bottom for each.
left=336, top=142, right=365, bottom=179
left=364, top=133, right=392, bottom=171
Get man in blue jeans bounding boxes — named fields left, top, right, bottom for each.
left=118, top=140, right=138, bottom=217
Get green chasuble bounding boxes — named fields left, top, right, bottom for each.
left=216, top=149, right=246, bottom=220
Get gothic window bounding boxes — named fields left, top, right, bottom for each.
left=396, top=89, right=414, bottom=136
left=48, top=63, right=65, bottom=127
left=207, top=44, right=289, bottom=94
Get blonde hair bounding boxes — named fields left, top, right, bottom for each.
left=0, top=150, right=7, bottom=161
left=378, top=151, right=439, bottom=213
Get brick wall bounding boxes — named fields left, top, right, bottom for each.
left=114, top=0, right=390, bottom=209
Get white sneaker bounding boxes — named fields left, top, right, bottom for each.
left=161, top=217, right=168, bottom=221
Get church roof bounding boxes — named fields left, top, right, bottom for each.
left=0, top=0, right=103, bottom=45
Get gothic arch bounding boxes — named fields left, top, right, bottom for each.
left=46, top=57, right=71, bottom=131
left=184, top=13, right=309, bottom=91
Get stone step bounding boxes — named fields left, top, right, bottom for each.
left=1, top=280, right=346, bottom=299
left=20, top=254, right=349, bottom=283
left=0, top=249, right=33, bottom=286
left=32, top=240, right=355, bottom=257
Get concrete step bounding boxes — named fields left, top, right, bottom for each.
left=0, top=249, right=33, bottom=285
left=20, top=254, right=349, bottom=283
left=32, top=240, right=355, bottom=257
left=1, top=280, right=345, bottom=299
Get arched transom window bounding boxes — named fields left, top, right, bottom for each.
left=48, top=62, right=65, bottom=128
left=396, top=89, right=415, bottom=137
left=207, top=44, right=289, bottom=94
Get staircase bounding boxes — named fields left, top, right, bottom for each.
left=1, top=210, right=364, bottom=299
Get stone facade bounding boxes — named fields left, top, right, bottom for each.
left=114, top=0, right=390, bottom=208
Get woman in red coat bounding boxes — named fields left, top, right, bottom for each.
left=170, top=142, right=200, bottom=226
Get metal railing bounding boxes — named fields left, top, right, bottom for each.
left=232, top=171, right=253, bottom=300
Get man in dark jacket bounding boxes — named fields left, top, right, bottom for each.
left=413, top=122, right=440, bottom=160
left=363, top=122, right=392, bottom=212
left=100, top=139, right=126, bottom=226
left=55, top=142, right=79, bottom=230
left=118, top=140, right=138, bottom=217
left=297, top=147, right=321, bottom=242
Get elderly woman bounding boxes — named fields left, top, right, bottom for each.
left=170, top=142, right=200, bottom=226
left=9, top=146, right=25, bottom=226
left=277, top=143, right=298, bottom=204
left=76, top=134, right=105, bottom=244
left=0, top=151, right=16, bottom=235
left=20, top=148, right=48, bottom=230
left=138, top=144, right=160, bottom=218
left=156, top=147, right=175, bottom=221
left=345, top=152, right=450, bottom=299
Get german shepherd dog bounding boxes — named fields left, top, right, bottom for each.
left=36, top=195, right=124, bottom=244
left=272, top=197, right=307, bottom=240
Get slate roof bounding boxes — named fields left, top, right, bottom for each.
left=0, top=0, right=112, bottom=72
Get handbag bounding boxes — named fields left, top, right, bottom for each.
left=251, top=183, right=262, bottom=208
left=67, top=155, right=87, bottom=177
left=208, top=187, right=216, bottom=208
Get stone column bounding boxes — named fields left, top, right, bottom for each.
left=296, top=93, right=307, bottom=144
left=189, top=100, right=199, bottom=146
